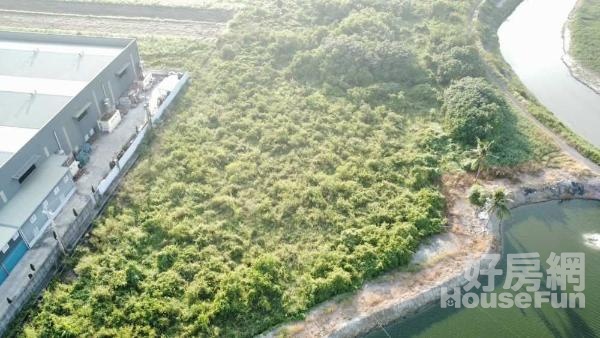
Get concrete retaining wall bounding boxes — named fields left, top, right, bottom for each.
left=0, top=237, right=61, bottom=336
left=62, top=197, right=95, bottom=251
left=327, top=178, right=600, bottom=337
left=328, top=273, right=469, bottom=338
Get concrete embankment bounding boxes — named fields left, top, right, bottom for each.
left=326, top=177, right=600, bottom=338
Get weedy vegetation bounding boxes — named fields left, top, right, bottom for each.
left=17, top=0, right=555, bottom=337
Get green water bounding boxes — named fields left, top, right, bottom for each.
left=365, top=200, right=600, bottom=338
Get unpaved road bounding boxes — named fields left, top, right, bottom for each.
left=0, top=0, right=233, bottom=38
left=472, top=0, right=600, bottom=175
left=0, top=0, right=234, bottom=22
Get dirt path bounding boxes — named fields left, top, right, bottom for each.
left=472, top=0, right=600, bottom=176
left=0, top=11, right=226, bottom=38
left=0, top=0, right=233, bottom=38
left=482, top=59, right=600, bottom=175
left=0, top=0, right=233, bottom=22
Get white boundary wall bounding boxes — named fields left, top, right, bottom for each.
left=96, top=73, right=189, bottom=196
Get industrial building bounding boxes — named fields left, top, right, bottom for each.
left=0, top=32, right=141, bottom=284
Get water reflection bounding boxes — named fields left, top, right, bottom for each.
left=498, top=0, right=600, bottom=147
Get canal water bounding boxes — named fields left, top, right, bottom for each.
left=365, top=200, right=600, bottom=337
left=365, top=0, right=600, bottom=335
left=498, top=0, right=600, bottom=148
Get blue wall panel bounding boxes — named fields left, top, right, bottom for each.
left=1, top=238, right=28, bottom=273
left=0, top=267, right=7, bottom=285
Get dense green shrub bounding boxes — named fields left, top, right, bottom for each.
left=289, top=35, right=424, bottom=89
left=16, top=0, right=545, bottom=337
left=469, top=185, right=488, bottom=207
left=432, top=46, right=484, bottom=85
left=443, top=77, right=511, bottom=146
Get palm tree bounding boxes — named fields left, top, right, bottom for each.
left=477, top=188, right=511, bottom=235
left=469, top=138, right=495, bottom=183
left=487, top=188, right=511, bottom=222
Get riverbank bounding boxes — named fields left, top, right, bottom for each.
left=337, top=168, right=600, bottom=337
left=260, top=0, right=600, bottom=335
left=259, top=173, right=493, bottom=337
left=261, top=157, right=600, bottom=337
left=562, top=0, right=600, bottom=94
left=367, top=196, right=600, bottom=336
left=476, top=0, right=600, bottom=166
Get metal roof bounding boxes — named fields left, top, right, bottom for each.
left=0, top=226, right=18, bottom=252
left=0, top=155, right=68, bottom=229
left=0, top=126, right=37, bottom=156
left=0, top=33, right=131, bottom=171
left=0, top=40, right=121, bottom=82
left=0, top=75, right=87, bottom=97
left=0, top=152, right=11, bottom=168
left=0, top=91, right=72, bottom=129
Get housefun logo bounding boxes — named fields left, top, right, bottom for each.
left=441, top=252, right=585, bottom=309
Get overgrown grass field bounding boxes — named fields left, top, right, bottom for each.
left=17, top=0, right=554, bottom=337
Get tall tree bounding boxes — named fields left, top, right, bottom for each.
left=443, top=77, right=511, bottom=146
left=488, top=188, right=511, bottom=221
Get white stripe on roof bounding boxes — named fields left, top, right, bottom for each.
left=0, top=40, right=121, bottom=57
left=0, top=126, right=37, bottom=153
left=0, top=75, right=84, bottom=97
left=0, top=226, right=19, bottom=254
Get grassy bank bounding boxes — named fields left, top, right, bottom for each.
left=476, top=0, right=600, bottom=166
left=14, top=1, right=554, bottom=337
left=571, top=0, right=600, bottom=74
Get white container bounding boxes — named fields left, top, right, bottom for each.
left=69, top=160, right=80, bottom=177
left=98, top=110, right=122, bottom=133
left=142, top=73, right=153, bottom=91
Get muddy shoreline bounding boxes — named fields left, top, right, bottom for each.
left=561, top=0, right=600, bottom=95
left=258, top=168, right=600, bottom=338
left=259, top=175, right=493, bottom=338
left=260, top=0, right=600, bottom=334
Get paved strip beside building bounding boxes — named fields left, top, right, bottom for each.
left=0, top=31, right=141, bottom=285
left=0, top=32, right=189, bottom=334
